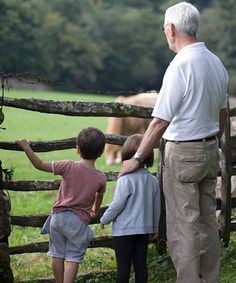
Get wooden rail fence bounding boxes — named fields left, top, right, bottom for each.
left=0, top=96, right=235, bottom=282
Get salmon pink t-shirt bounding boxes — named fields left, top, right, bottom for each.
left=52, top=160, right=106, bottom=224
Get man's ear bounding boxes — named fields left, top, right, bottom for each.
left=76, top=146, right=80, bottom=155
left=170, top=23, right=176, bottom=37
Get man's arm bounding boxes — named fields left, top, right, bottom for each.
left=218, top=108, right=228, bottom=139
left=16, top=139, right=53, bottom=172
left=119, top=117, right=169, bottom=177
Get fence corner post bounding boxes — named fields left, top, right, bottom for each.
left=0, top=160, right=14, bottom=283
left=157, top=139, right=167, bottom=255
left=220, top=101, right=232, bottom=247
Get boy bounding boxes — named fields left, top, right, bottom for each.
left=17, top=127, right=107, bottom=283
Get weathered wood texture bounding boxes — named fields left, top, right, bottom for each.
left=0, top=162, right=13, bottom=283
left=9, top=236, right=158, bottom=256
left=8, top=197, right=236, bottom=230
left=10, top=206, right=108, bottom=227
left=0, top=243, right=14, bottom=283
left=9, top=236, right=115, bottom=255
left=220, top=105, right=232, bottom=246
left=0, top=134, right=127, bottom=152
left=4, top=172, right=160, bottom=192
left=3, top=172, right=118, bottom=191
left=3, top=97, right=153, bottom=118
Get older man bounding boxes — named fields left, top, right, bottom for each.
left=119, top=2, right=229, bottom=283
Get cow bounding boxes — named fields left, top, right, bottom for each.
left=105, top=91, right=158, bottom=165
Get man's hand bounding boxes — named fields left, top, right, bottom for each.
left=118, top=158, right=140, bottom=177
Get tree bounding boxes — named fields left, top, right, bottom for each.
left=94, top=5, right=168, bottom=91
left=200, top=0, right=236, bottom=94
left=0, top=0, right=49, bottom=75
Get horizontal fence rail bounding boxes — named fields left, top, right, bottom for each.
left=0, top=134, right=127, bottom=152
left=10, top=207, right=108, bottom=228
left=3, top=97, right=154, bottom=118
left=1, top=96, right=236, bottom=283
left=9, top=236, right=115, bottom=255
left=7, top=197, right=236, bottom=229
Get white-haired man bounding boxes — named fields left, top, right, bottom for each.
left=119, top=2, right=228, bottom=283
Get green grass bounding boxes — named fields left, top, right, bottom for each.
left=1, top=89, right=120, bottom=281
left=2, top=89, right=236, bottom=282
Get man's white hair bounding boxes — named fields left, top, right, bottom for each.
left=165, top=2, right=200, bottom=36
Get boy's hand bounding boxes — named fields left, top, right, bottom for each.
left=90, top=210, right=96, bottom=218
left=16, top=139, right=31, bottom=151
left=15, top=139, right=53, bottom=173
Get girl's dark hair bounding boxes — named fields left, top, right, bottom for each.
left=121, top=134, right=154, bottom=168
left=76, top=127, right=106, bottom=160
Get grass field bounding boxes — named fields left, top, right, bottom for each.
left=1, top=89, right=120, bottom=281
left=2, top=88, right=236, bottom=282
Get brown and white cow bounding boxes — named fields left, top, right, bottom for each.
left=105, top=91, right=158, bottom=165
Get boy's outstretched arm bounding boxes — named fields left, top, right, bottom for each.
left=16, top=139, right=53, bottom=172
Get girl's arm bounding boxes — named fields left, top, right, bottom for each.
left=16, top=139, right=53, bottom=172
left=100, top=177, right=130, bottom=225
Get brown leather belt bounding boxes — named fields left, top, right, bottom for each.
left=166, top=135, right=216, bottom=143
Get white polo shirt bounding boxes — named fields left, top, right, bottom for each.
left=152, top=42, right=228, bottom=141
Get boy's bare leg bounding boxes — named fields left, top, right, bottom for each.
left=64, top=261, right=79, bottom=283
left=52, top=257, right=64, bottom=283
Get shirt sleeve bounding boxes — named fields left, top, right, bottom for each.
left=52, top=160, right=71, bottom=176
left=220, top=93, right=228, bottom=109
left=152, top=63, right=185, bottom=122
left=98, top=173, right=107, bottom=194
left=100, top=177, right=131, bottom=225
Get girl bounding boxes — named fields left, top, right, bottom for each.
left=100, top=134, right=160, bottom=283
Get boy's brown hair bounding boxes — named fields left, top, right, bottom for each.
left=76, top=127, right=106, bottom=159
left=121, top=134, right=154, bottom=168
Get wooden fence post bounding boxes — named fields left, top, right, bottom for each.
left=157, top=139, right=167, bottom=255
left=0, top=160, right=14, bottom=282
left=220, top=101, right=232, bottom=247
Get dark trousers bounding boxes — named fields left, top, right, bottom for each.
left=114, top=234, right=149, bottom=283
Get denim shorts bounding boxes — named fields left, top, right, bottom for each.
left=45, top=211, right=94, bottom=263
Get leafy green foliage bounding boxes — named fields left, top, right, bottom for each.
left=1, top=0, right=236, bottom=93
left=199, top=0, right=236, bottom=94
left=0, top=0, right=49, bottom=74
left=0, top=0, right=169, bottom=92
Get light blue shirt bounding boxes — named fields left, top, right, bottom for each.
left=100, top=168, right=161, bottom=236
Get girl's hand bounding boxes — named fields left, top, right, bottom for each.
left=149, top=233, right=158, bottom=241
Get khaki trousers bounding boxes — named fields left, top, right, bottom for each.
left=163, top=140, right=221, bottom=283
